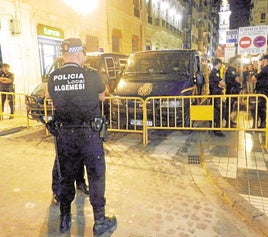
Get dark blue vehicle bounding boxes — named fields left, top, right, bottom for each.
left=110, top=49, right=205, bottom=128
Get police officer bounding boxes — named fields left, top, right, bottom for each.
left=209, top=58, right=226, bottom=137
left=46, top=38, right=117, bottom=236
left=252, top=54, right=268, bottom=128
left=224, top=57, right=242, bottom=128
left=0, top=63, right=15, bottom=119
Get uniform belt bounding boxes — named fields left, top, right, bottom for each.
left=59, top=121, right=92, bottom=128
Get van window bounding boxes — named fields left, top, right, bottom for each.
left=104, top=57, right=116, bottom=79
left=125, top=52, right=191, bottom=76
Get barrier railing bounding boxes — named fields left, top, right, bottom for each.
left=143, top=94, right=268, bottom=147
left=42, top=94, right=268, bottom=148
left=0, top=91, right=30, bottom=127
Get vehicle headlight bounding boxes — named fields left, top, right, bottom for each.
left=161, top=99, right=181, bottom=108
left=116, top=80, right=126, bottom=90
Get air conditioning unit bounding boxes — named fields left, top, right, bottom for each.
left=10, top=18, right=21, bottom=35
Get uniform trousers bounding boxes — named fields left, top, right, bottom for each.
left=56, top=126, right=106, bottom=211
left=51, top=156, right=86, bottom=196
left=1, top=89, right=14, bottom=114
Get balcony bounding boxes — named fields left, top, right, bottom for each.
left=154, top=18, right=181, bottom=35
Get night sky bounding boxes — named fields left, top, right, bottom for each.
left=229, top=0, right=252, bottom=29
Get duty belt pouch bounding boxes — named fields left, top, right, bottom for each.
left=91, top=117, right=108, bottom=142
left=91, top=118, right=103, bottom=132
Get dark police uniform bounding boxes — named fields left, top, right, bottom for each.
left=225, top=64, right=241, bottom=127
left=0, top=67, right=15, bottom=115
left=48, top=63, right=106, bottom=224
left=209, top=67, right=224, bottom=129
left=51, top=153, right=88, bottom=203
left=254, top=63, right=268, bottom=127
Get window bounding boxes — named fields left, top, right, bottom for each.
left=86, top=35, right=99, bottom=52
left=260, top=13, right=266, bottom=23
left=133, top=0, right=140, bottom=18
left=37, top=38, right=61, bottom=76
left=112, top=29, right=122, bottom=53
left=132, top=35, right=140, bottom=53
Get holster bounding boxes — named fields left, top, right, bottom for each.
left=91, top=117, right=108, bottom=142
left=46, top=119, right=59, bottom=136
left=39, top=116, right=58, bottom=136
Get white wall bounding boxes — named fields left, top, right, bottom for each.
left=0, top=0, right=41, bottom=94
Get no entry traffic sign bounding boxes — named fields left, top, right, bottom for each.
left=239, top=36, right=251, bottom=48
left=238, top=26, right=268, bottom=54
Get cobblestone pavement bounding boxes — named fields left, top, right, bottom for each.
left=0, top=127, right=265, bottom=237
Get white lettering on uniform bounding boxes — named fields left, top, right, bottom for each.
left=53, top=72, right=85, bottom=92
left=53, top=73, right=84, bottom=81
left=54, top=83, right=85, bottom=91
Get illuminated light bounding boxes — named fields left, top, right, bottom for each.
left=162, top=1, right=169, bottom=11
left=62, top=0, right=98, bottom=14
left=116, top=80, right=126, bottom=90
left=175, top=13, right=182, bottom=21
left=245, top=133, right=253, bottom=152
left=169, top=7, right=176, bottom=16
left=152, top=0, right=160, bottom=4
left=242, top=56, right=250, bottom=64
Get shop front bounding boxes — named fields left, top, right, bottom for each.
left=36, top=24, right=64, bottom=78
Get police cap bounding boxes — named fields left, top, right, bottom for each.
left=62, top=38, right=86, bottom=54
left=212, top=58, right=222, bottom=66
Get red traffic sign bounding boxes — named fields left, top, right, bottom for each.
left=253, top=36, right=267, bottom=48
left=239, top=36, right=252, bottom=48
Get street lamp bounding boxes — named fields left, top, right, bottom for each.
left=61, top=0, right=98, bottom=14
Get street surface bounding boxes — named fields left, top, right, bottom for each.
left=0, top=126, right=264, bottom=237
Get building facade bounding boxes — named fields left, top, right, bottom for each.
left=0, top=0, right=217, bottom=93
left=251, top=0, right=268, bottom=26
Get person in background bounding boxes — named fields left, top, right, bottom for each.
left=224, top=57, right=242, bottom=128
left=243, top=63, right=257, bottom=94
left=0, top=63, right=15, bottom=119
left=251, top=54, right=268, bottom=128
left=209, top=58, right=226, bottom=137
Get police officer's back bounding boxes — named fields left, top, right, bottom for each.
left=224, top=57, right=242, bottom=128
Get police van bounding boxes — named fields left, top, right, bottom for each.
left=110, top=49, right=205, bottom=129
left=25, top=52, right=128, bottom=120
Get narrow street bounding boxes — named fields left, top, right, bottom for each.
left=0, top=127, right=264, bottom=237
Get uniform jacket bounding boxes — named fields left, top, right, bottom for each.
left=255, top=65, right=268, bottom=96
left=225, top=65, right=241, bottom=94
left=0, top=70, right=14, bottom=91
left=209, top=68, right=224, bottom=95
left=48, top=63, right=105, bottom=125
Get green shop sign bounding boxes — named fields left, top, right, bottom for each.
left=37, top=24, right=64, bottom=39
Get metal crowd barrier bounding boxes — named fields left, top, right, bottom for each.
left=0, top=91, right=30, bottom=126
left=42, top=94, right=268, bottom=148
left=143, top=94, right=268, bottom=146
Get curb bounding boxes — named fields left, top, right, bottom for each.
left=202, top=158, right=268, bottom=237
